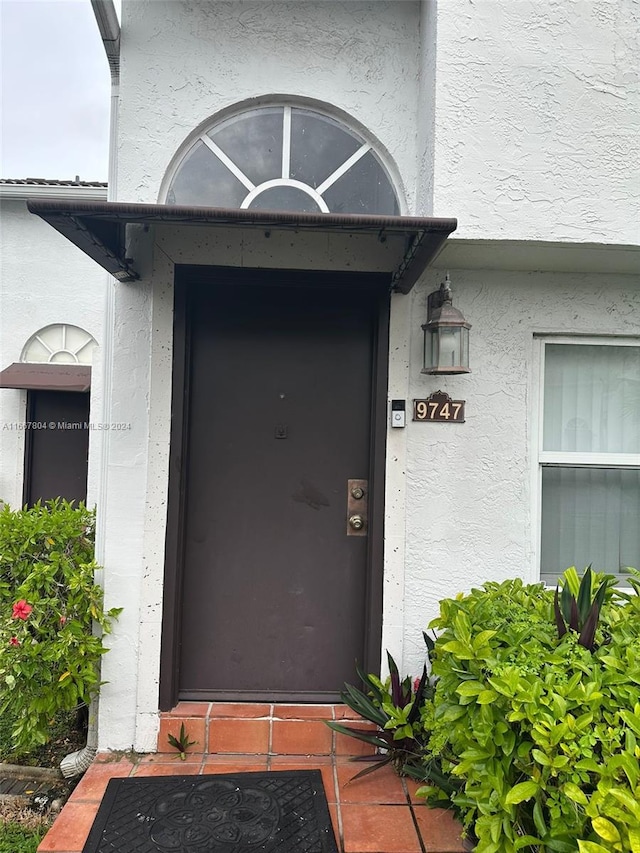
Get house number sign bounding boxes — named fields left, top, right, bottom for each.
left=413, top=392, right=465, bottom=423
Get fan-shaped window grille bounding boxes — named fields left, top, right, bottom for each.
left=166, top=106, right=400, bottom=215
left=21, top=324, right=97, bottom=365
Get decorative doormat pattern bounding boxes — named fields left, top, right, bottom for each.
left=82, top=770, right=338, bottom=853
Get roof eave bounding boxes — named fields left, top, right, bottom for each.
left=0, top=184, right=108, bottom=201
left=91, top=0, right=120, bottom=77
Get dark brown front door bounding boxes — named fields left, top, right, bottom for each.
left=24, top=390, right=90, bottom=506
left=170, top=267, right=388, bottom=703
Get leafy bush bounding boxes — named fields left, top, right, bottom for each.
left=0, top=500, right=120, bottom=756
left=326, top=651, right=432, bottom=775
left=420, top=575, right=640, bottom=853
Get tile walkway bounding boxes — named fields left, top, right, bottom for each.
left=37, top=703, right=467, bottom=853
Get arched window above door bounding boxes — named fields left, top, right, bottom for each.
left=21, top=324, right=97, bottom=365
left=166, top=105, right=400, bottom=215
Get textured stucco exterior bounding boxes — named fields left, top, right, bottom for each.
left=398, top=267, right=640, bottom=670
left=117, top=0, right=421, bottom=211
left=0, top=196, right=106, bottom=507
left=431, top=0, right=640, bottom=243
left=115, top=0, right=640, bottom=244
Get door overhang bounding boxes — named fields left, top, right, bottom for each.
left=26, top=200, right=457, bottom=294
left=0, top=363, right=91, bottom=392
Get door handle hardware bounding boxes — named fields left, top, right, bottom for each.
left=347, top=478, right=368, bottom=536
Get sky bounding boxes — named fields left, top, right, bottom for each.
left=1, top=0, right=117, bottom=182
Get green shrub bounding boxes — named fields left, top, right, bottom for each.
left=419, top=575, right=640, bottom=853
left=0, top=500, right=120, bottom=756
left=325, top=651, right=432, bottom=775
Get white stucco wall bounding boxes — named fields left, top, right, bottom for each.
left=0, top=197, right=106, bottom=507
left=394, top=266, right=640, bottom=675
left=430, top=0, right=640, bottom=244
left=115, top=0, right=640, bottom=243
left=116, top=0, right=421, bottom=211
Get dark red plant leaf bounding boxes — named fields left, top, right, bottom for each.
left=569, top=597, right=580, bottom=632
left=408, top=666, right=428, bottom=725
left=423, top=631, right=435, bottom=656
left=387, top=651, right=403, bottom=707
left=345, top=755, right=394, bottom=780
left=554, top=587, right=567, bottom=638
left=560, top=582, right=573, bottom=625
left=576, top=566, right=593, bottom=626
left=593, top=578, right=609, bottom=612
left=579, top=601, right=600, bottom=651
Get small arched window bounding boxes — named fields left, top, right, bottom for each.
left=21, top=324, right=97, bottom=365
left=166, top=105, right=400, bottom=215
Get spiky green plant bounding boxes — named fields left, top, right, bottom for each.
left=167, top=723, right=197, bottom=760
left=553, top=566, right=613, bottom=652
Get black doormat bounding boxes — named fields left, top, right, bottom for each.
left=82, top=770, right=338, bottom=853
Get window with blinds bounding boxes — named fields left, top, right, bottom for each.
left=539, top=341, right=640, bottom=585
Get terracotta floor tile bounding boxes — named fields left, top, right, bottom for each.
left=138, top=750, right=203, bottom=764
left=209, top=702, right=271, bottom=718
left=341, top=804, right=422, bottom=853
left=334, top=725, right=379, bottom=757
left=328, top=802, right=342, bottom=848
left=157, top=716, right=206, bottom=754
left=271, top=719, right=333, bottom=754
left=203, top=753, right=270, bottom=767
left=163, top=701, right=211, bottom=717
left=132, top=762, right=201, bottom=776
left=208, top=718, right=270, bottom=753
left=269, top=756, right=337, bottom=803
left=412, top=805, right=467, bottom=852
left=273, top=704, right=335, bottom=720
left=337, top=762, right=407, bottom=804
left=37, top=801, right=100, bottom=852
left=69, top=761, right=134, bottom=801
left=403, top=776, right=430, bottom=805
left=201, top=761, right=270, bottom=774
left=334, top=704, right=360, bottom=720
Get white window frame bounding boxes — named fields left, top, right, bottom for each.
left=532, top=335, right=640, bottom=584
left=160, top=101, right=403, bottom=215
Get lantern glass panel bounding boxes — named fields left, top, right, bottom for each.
left=439, top=327, right=461, bottom=370
left=424, top=328, right=440, bottom=371
left=460, top=327, right=469, bottom=369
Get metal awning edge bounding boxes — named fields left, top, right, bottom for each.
left=27, top=199, right=457, bottom=291
left=0, top=364, right=91, bottom=393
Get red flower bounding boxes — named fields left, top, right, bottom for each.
left=59, top=616, right=67, bottom=625
left=9, top=636, right=20, bottom=647
left=12, top=600, right=33, bottom=620
left=413, top=677, right=421, bottom=693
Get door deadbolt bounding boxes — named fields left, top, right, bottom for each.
left=347, top=478, right=368, bottom=536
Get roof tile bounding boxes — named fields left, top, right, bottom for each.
left=0, top=177, right=107, bottom=188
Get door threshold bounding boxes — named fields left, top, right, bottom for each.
left=178, top=691, right=343, bottom=703
left=158, top=701, right=377, bottom=757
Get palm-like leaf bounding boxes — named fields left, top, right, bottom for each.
left=576, top=566, right=593, bottom=624
left=554, top=587, right=567, bottom=638
left=325, top=721, right=391, bottom=751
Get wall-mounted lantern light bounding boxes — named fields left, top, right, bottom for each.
left=422, top=273, right=471, bottom=375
